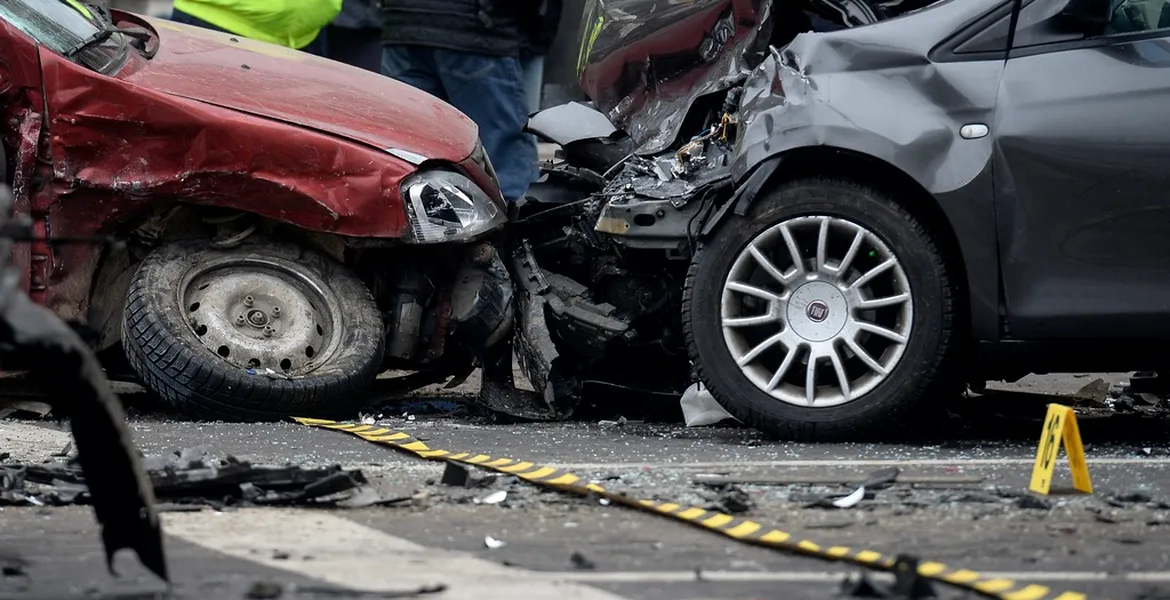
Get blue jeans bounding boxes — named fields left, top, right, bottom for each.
left=520, top=54, right=546, bottom=114
left=381, top=46, right=538, bottom=202
left=169, top=9, right=328, bottom=56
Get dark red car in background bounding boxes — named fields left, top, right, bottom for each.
left=0, top=1, right=514, bottom=420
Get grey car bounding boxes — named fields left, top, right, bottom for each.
left=498, top=0, right=1162, bottom=441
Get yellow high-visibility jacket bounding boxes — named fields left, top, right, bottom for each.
left=172, top=0, right=342, bottom=49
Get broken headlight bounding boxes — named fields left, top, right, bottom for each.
left=402, top=170, right=505, bottom=244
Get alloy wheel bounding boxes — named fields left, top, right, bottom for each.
left=720, top=215, right=914, bottom=407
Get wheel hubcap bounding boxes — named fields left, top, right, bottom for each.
left=182, top=258, right=338, bottom=375
left=720, top=215, right=914, bottom=408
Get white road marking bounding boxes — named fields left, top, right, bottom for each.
left=163, top=508, right=628, bottom=600
left=547, top=458, right=1170, bottom=470
left=538, top=570, right=1170, bottom=583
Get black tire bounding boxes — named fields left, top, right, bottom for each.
left=683, top=178, right=958, bottom=441
left=122, top=238, right=384, bottom=421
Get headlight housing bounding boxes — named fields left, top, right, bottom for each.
left=402, top=170, right=505, bottom=244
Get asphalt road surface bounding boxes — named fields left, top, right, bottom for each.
left=2, top=373, right=1169, bottom=600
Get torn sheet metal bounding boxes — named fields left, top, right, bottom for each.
left=732, top=9, right=1003, bottom=190
left=577, top=0, right=771, bottom=154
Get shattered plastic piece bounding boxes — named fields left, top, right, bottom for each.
left=833, top=486, right=866, bottom=509
left=891, top=555, right=939, bottom=599
left=839, top=571, right=890, bottom=598
left=440, top=463, right=470, bottom=487
left=337, top=487, right=411, bottom=509
left=478, top=490, right=507, bottom=505
left=681, top=383, right=737, bottom=426
left=862, top=467, right=900, bottom=491
left=570, top=551, right=596, bottom=570
left=484, top=536, right=506, bottom=549
left=245, top=580, right=284, bottom=599
left=706, top=485, right=754, bottom=515
left=1016, top=495, right=1052, bottom=510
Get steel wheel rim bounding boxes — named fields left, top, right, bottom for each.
left=180, top=256, right=342, bottom=376
left=720, top=215, right=913, bottom=408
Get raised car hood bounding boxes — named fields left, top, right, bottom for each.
left=125, top=17, right=478, bottom=164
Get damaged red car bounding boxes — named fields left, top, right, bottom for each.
left=0, top=1, right=513, bottom=420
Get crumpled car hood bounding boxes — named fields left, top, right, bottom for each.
left=126, top=17, right=478, bottom=164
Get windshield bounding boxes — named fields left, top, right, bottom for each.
left=0, top=0, right=127, bottom=74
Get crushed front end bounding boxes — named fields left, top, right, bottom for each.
left=502, top=0, right=937, bottom=418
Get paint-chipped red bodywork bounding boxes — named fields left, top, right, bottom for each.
left=0, top=11, right=485, bottom=320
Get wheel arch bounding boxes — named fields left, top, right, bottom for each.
left=706, top=145, right=993, bottom=344
left=87, top=203, right=356, bottom=352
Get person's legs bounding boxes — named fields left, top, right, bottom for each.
left=519, top=54, right=546, bottom=115
left=326, top=25, right=384, bottom=72
left=381, top=46, right=447, bottom=101
left=169, top=8, right=229, bottom=33
left=434, top=50, right=537, bottom=202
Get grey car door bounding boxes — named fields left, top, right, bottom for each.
left=993, top=0, right=1170, bottom=338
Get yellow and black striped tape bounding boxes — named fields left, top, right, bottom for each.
left=295, top=418, right=1098, bottom=600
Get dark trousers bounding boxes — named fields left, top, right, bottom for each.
left=169, top=9, right=328, bottom=57
left=381, top=45, right=537, bottom=202
left=321, top=25, right=382, bottom=73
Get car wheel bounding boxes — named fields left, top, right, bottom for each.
left=683, top=178, right=958, bottom=441
left=122, top=238, right=384, bottom=421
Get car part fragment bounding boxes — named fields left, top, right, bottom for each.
left=0, top=183, right=167, bottom=581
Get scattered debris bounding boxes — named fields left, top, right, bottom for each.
left=478, top=490, right=508, bottom=505
left=704, top=485, right=753, bottom=515
left=50, top=442, right=73, bottom=458
left=0, top=448, right=382, bottom=510
left=569, top=551, right=596, bottom=570
left=1073, top=378, right=1111, bottom=401
left=839, top=555, right=938, bottom=598
left=680, top=383, right=737, bottom=427
left=803, top=468, right=901, bottom=509
left=1111, top=490, right=1153, bottom=504
left=245, top=580, right=283, bottom=599
left=439, top=463, right=496, bottom=489
left=484, top=536, right=507, bottom=549
left=1015, top=496, right=1052, bottom=511
left=0, top=552, right=27, bottom=578
left=839, top=571, right=889, bottom=598
left=862, top=468, right=901, bottom=491
left=832, top=486, right=866, bottom=509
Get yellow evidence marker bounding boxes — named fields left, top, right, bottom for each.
left=1029, top=404, right=1093, bottom=496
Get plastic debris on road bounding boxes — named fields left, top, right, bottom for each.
left=680, top=382, right=738, bottom=427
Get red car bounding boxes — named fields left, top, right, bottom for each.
left=0, top=1, right=514, bottom=420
